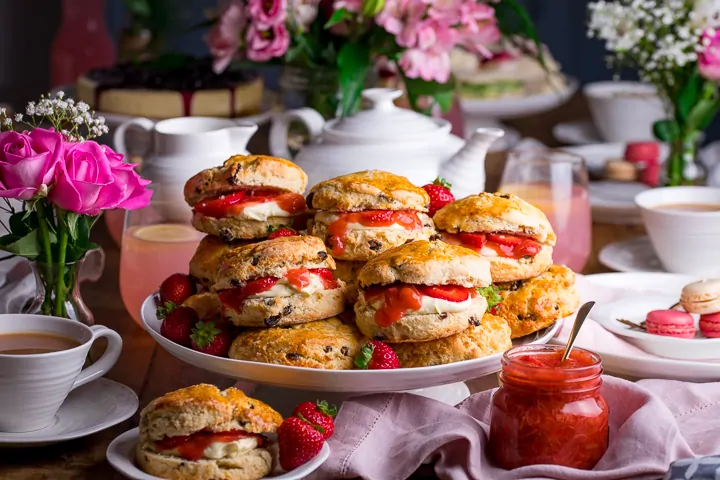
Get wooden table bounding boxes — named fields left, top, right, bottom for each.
left=0, top=93, right=646, bottom=478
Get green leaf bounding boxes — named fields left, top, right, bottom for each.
left=354, top=343, right=375, bottom=369
left=337, top=43, right=371, bottom=117
left=491, top=0, right=544, bottom=67
left=324, top=8, right=352, bottom=29
left=361, top=0, right=385, bottom=16
left=123, top=0, right=152, bottom=18
left=476, top=285, right=503, bottom=309
left=66, top=212, right=80, bottom=241
left=401, top=75, right=455, bottom=113
left=9, top=211, right=30, bottom=237
left=653, top=119, right=681, bottom=142
left=686, top=98, right=720, bottom=131
left=433, top=90, right=454, bottom=114
left=676, top=69, right=702, bottom=122
left=0, top=230, right=40, bottom=260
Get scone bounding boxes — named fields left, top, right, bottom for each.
left=190, top=235, right=255, bottom=289
left=184, top=155, right=309, bottom=241
left=307, top=170, right=437, bottom=261
left=333, top=260, right=365, bottom=304
left=229, top=317, right=364, bottom=369
left=494, top=264, right=580, bottom=338
left=434, top=192, right=556, bottom=282
left=392, top=313, right=512, bottom=367
left=136, top=384, right=282, bottom=480
left=215, top=235, right=346, bottom=327
left=182, top=292, right=222, bottom=321
left=355, top=240, right=492, bottom=343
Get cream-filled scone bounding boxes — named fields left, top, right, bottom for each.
left=215, top=235, right=346, bottom=327
left=189, top=235, right=257, bottom=289
left=307, top=170, right=437, bottom=261
left=184, top=155, right=309, bottom=242
left=434, top=192, right=556, bottom=282
left=355, top=240, right=492, bottom=343
left=136, top=384, right=282, bottom=480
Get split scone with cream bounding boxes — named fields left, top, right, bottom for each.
left=190, top=235, right=256, bottom=289
left=136, top=384, right=282, bottom=480
left=355, top=240, right=492, bottom=343
left=184, top=155, right=309, bottom=242
left=494, top=264, right=580, bottom=338
left=307, top=170, right=437, bottom=261
left=215, top=235, right=346, bottom=327
left=434, top=192, right=556, bottom=283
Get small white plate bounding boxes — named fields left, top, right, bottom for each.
left=588, top=181, right=648, bottom=225
left=553, top=119, right=603, bottom=145
left=593, top=294, right=720, bottom=360
left=599, top=236, right=663, bottom=273
left=561, top=143, right=625, bottom=175
left=0, top=378, right=138, bottom=447
left=107, top=428, right=330, bottom=480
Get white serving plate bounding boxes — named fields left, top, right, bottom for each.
left=107, top=428, right=330, bottom=480
left=141, top=295, right=562, bottom=393
left=599, top=236, right=664, bottom=273
left=593, top=294, right=720, bottom=360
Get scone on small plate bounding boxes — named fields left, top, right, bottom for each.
left=494, top=264, right=580, bottom=338
left=184, top=154, right=309, bottom=242
left=229, top=317, right=364, bottom=369
left=355, top=240, right=492, bottom=343
left=136, top=384, right=283, bottom=480
left=215, top=235, right=346, bottom=327
left=434, top=192, right=556, bottom=282
left=190, top=235, right=256, bottom=289
left=307, top=170, right=437, bottom=261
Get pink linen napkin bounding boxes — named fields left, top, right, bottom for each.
left=313, top=376, right=720, bottom=480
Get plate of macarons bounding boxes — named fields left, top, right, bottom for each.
left=592, top=279, right=720, bottom=360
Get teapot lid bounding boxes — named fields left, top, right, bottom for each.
left=325, top=88, right=443, bottom=141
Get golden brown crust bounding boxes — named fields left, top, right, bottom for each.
left=191, top=213, right=295, bottom=242
left=487, top=245, right=554, bottom=283
left=182, top=292, right=222, bottom=321
left=184, top=154, right=308, bottom=206
left=494, top=264, right=580, bottom=338
left=308, top=170, right=430, bottom=212
left=393, top=313, right=512, bottom=367
left=334, top=260, right=365, bottom=304
left=215, top=236, right=335, bottom=289
left=357, top=240, right=492, bottom=288
left=190, top=236, right=257, bottom=288
left=434, top=192, right=556, bottom=245
left=229, top=317, right=364, bottom=369
left=136, top=447, right=272, bottom=480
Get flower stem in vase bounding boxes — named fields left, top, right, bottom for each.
left=34, top=201, right=54, bottom=315
left=54, top=209, right=69, bottom=317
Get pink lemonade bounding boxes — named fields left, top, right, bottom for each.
left=120, top=224, right=203, bottom=324
left=498, top=183, right=592, bottom=272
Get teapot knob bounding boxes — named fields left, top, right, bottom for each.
left=362, top=88, right=403, bottom=112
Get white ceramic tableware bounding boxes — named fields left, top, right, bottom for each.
left=269, top=88, right=504, bottom=198
left=635, top=186, right=720, bottom=276
left=584, top=81, right=666, bottom=143
left=553, top=119, right=604, bottom=145
left=107, top=428, right=330, bottom=480
left=0, top=378, right=138, bottom=447
left=598, top=236, right=663, bottom=272
left=0, top=314, right=122, bottom=433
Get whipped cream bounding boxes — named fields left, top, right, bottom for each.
left=203, top=437, right=258, bottom=459
left=248, top=275, right=328, bottom=298
left=361, top=292, right=474, bottom=314
left=315, top=212, right=412, bottom=231
left=238, top=201, right=291, bottom=221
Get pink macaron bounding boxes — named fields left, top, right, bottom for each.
left=699, top=312, right=720, bottom=338
left=645, top=310, right=696, bottom=338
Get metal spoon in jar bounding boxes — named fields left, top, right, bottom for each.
left=561, top=301, right=596, bottom=362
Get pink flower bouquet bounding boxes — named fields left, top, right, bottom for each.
left=205, top=0, right=542, bottom=116
left=0, top=92, right=152, bottom=319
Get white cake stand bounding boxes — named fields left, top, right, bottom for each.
left=141, top=296, right=563, bottom=414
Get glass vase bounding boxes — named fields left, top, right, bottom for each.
left=26, top=256, right=94, bottom=326
left=664, top=134, right=708, bottom=186
left=278, top=65, right=341, bottom=120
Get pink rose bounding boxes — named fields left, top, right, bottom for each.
left=0, top=128, right=64, bottom=200
left=245, top=23, right=291, bottom=61
left=399, top=48, right=451, bottom=83
left=700, top=29, right=720, bottom=81
left=248, top=0, right=288, bottom=28
left=49, top=141, right=151, bottom=215
left=207, top=0, right=246, bottom=73
left=290, top=0, right=320, bottom=30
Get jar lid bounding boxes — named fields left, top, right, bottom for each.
left=325, top=88, right=441, bottom=141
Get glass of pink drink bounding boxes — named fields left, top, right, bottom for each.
left=119, top=186, right=204, bottom=325
left=498, top=150, right=591, bottom=273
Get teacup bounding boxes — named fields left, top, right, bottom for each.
left=635, top=186, right=720, bottom=276
left=0, top=314, right=122, bottom=432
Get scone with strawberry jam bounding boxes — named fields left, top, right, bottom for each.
left=355, top=240, right=492, bottom=343
left=434, top=192, right=556, bottom=282
left=214, top=236, right=346, bottom=327
left=184, top=155, right=308, bottom=242
left=307, top=170, right=437, bottom=262
left=189, top=235, right=258, bottom=289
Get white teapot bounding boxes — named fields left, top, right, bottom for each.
left=269, top=88, right=504, bottom=197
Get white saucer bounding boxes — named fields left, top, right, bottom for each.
left=589, top=181, right=648, bottom=225
left=561, top=143, right=625, bottom=175
left=599, top=236, right=663, bottom=273
left=553, top=119, right=603, bottom=145
left=0, top=378, right=138, bottom=447
left=107, top=428, right=331, bottom=480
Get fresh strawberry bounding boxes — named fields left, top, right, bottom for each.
left=268, top=226, right=299, bottom=240
left=354, top=340, right=400, bottom=370
left=486, top=233, right=524, bottom=246
left=159, top=273, right=197, bottom=305
left=189, top=321, right=232, bottom=357
left=416, top=285, right=473, bottom=302
left=292, top=400, right=337, bottom=440
left=277, top=416, right=326, bottom=471
left=422, top=177, right=455, bottom=217
left=458, top=232, right=487, bottom=248
left=515, top=239, right=542, bottom=257
left=159, top=303, right=198, bottom=347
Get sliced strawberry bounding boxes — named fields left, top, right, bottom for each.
left=308, top=268, right=337, bottom=289
left=458, top=232, right=487, bottom=248
left=486, top=233, right=524, bottom=246
left=242, top=277, right=279, bottom=297
left=193, top=188, right=281, bottom=218
left=416, top=285, right=473, bottom=302
left=516, top=239, right=542, bottom=257
left=268, top=226, right=298, bottom=240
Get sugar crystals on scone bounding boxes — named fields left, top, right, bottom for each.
left=434, top=192, right=555, bottom=282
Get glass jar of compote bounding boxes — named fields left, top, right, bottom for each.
left=488, top=345, right=609, bottom=470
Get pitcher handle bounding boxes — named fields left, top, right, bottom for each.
left=70, top=325, right=123, bottom=391
left=113, top=117, right=156, bottom=159
left=269, top=108, right=325, bottom=160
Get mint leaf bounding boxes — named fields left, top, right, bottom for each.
left=477, top=285, right=503, bottom=309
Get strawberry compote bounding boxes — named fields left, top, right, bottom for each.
left=155, top=430, right=265, bottom=461
left=488, top=345, right=608, bottom=470
left=193, top=188, right=307, bottom=219
left=326, top=210, right=422, bottom=256
left=445, top=232, right=542, bottom=259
